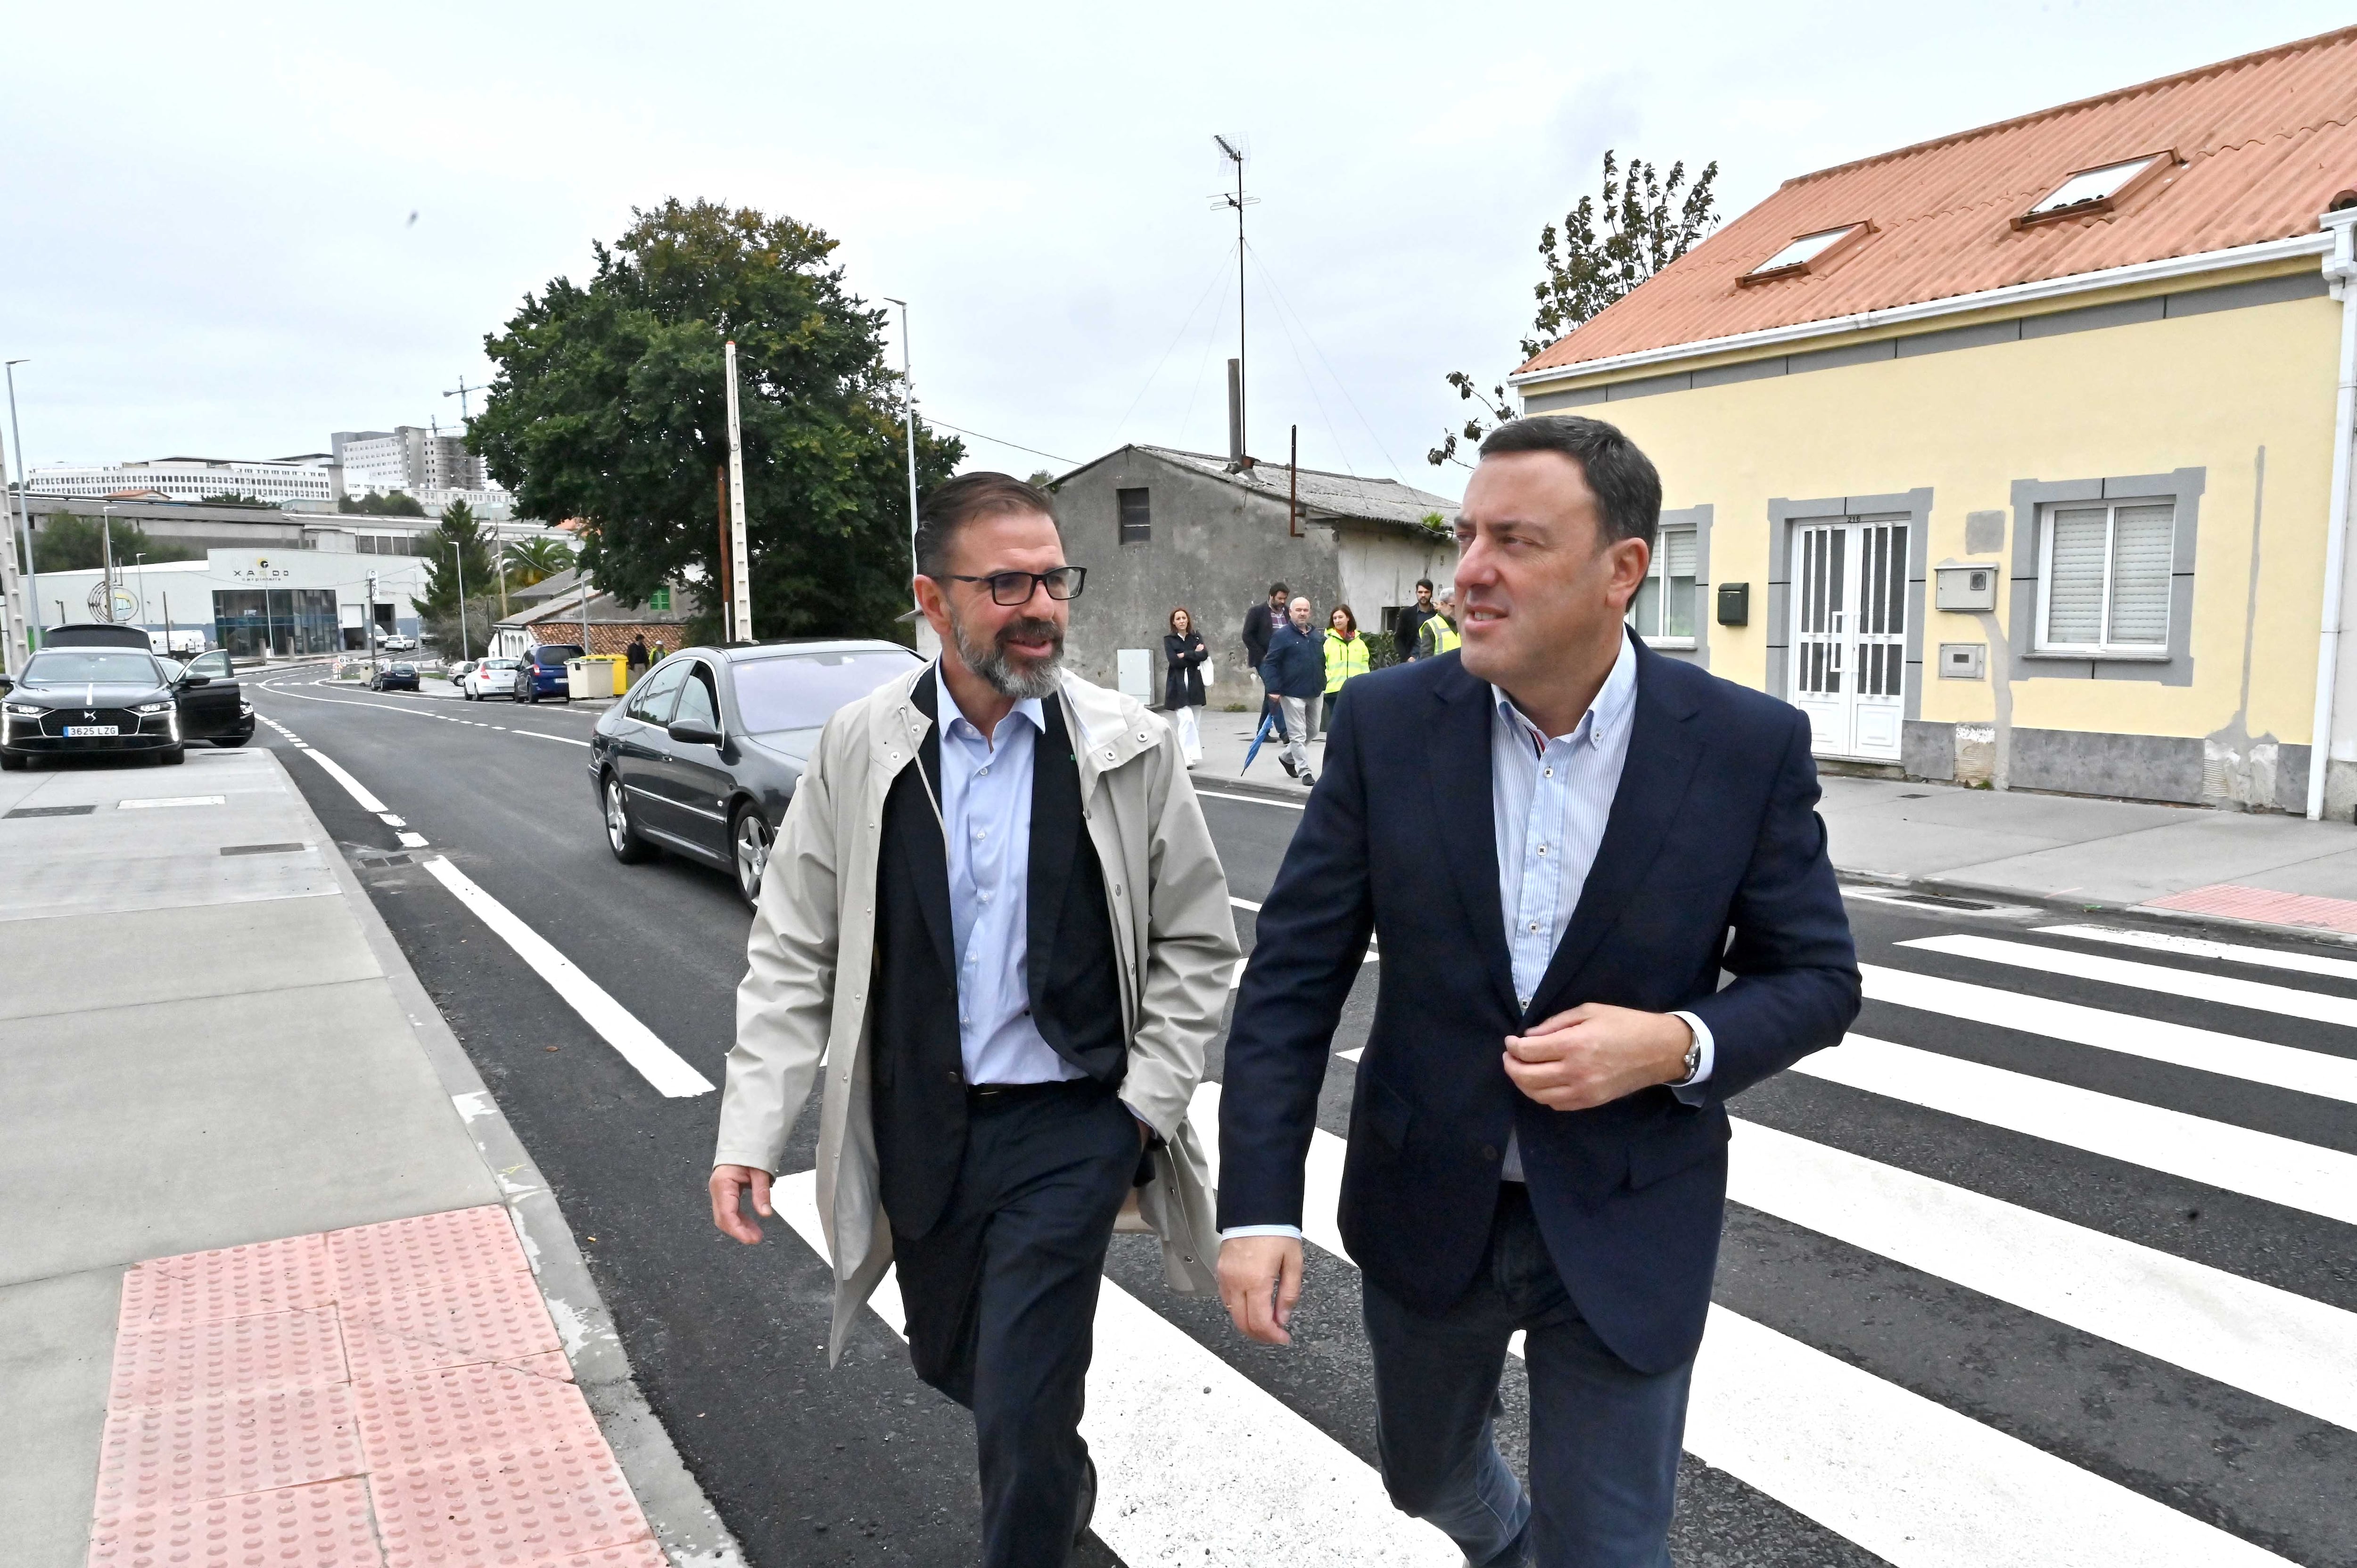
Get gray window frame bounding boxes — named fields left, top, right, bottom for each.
left=2008, top=468, right=2203, bottom=686
left=1632, top=505, right=1712, bottom=665
left=1117, top=486, right=1151, bottom=546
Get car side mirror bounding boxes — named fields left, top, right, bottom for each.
left=179, top=673, right=212, bottom=688
left=667, top=718, right=724, bottom=747
left=0, top=675, right=12, bottom=694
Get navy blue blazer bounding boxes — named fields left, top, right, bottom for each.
left=1218, top=639, right=1860, bottom=1374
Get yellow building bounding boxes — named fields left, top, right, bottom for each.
left=1511, top=26, right=2357, bottom=816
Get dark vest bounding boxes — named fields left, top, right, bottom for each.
left=868, top=675, right=1127, bottom=1239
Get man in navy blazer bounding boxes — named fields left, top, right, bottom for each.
left=1217, top=416, right=1860, bottom=1567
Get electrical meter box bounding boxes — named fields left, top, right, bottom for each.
left=1715, top=582, right=1749, bottom=626
left=1938, top=643, right=1987, bottom=681
left=1935, top=563, right=2001, bottom=613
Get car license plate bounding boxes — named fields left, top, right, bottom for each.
left=63, top=725, right=120, bottom=737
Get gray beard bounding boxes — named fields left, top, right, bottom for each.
left=950, top=608, right=1064, bottom=700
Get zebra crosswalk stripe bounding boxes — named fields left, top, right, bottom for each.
left=1860, top=961, right=2357, bottom=1103
left=1903, top=933, right=2357, bottom=1027
left=1795, top=1034, right=2357, bottom=1224
left=2034, top=922, right=2357, bottom=982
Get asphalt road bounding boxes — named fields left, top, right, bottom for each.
left=249, top=666, right=2357, bottom=1568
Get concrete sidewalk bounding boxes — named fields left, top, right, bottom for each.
left=0, top=749, right=736, bottom=1566
left=1180, top=701, right=2357, bottom=940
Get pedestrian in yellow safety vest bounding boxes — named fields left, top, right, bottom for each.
left=1313, top=604, right=1368, bottom=741
left=1418, top=590, right=1461, bottom=657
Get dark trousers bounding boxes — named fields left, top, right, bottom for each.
left=1362, top=1184, right=1693, bottom=1568
left=893, top=1081, right=1137, bottom=1568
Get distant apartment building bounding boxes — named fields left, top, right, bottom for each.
left=331, top=427, right=486, bottom=494
left=25, top=454, right=338, bottom=509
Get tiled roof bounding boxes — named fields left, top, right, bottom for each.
left=1129, top=446, right=1458, bottom=528
left=1517, top=25, right=2357, bottom=378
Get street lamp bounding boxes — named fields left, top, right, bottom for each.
left=4, top=361, right=32, bottom=650
left=444, top=538, right=470, bottom=662
left=882, top=297, right=921, bottom=602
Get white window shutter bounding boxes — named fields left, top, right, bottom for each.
left=2045, top=508, right=2109, bottom=646
left=2106, top=503, right=2174, bottom=645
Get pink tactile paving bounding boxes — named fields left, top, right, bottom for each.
left=87, top=1475, right=386, bottom=1568
left=109, top=1306, right=349, bottom=1408
left=117, top=1233, right=335, bottom=1328
left=352, top=1362, right=605, bottom=1469
left=369, top=1442, right=651, bottom=1568
left=2143, top=881, right=2357, bottom=935
left=329, top=1206, right=533, bottom=1302
left=340, top=1264, right=565, bottom=1378
left=91, top=1384, right=365, bottom=1530
left=91, top=1207, right=643, bottom=1568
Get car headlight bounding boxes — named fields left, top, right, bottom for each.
left=134, top=701, right=173, bottom=714
left=2, top=702, right=40, bottom=717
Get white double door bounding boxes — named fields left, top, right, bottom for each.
left=1790, top=519, right=1908, bottom=761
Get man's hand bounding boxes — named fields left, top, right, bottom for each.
left=1503, top=1003, right=1692, bottom=1111
left=1217, top=1234, right=1304, bottom=1346
left=709, top=1164, right=774, bottom=1245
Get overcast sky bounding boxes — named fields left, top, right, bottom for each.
left=3, top=1, right=2346, bottom=506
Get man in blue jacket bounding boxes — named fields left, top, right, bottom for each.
left=1259, top=594, right=1325, bottom=787
left=1216, top=416, right=1860, bottom=1567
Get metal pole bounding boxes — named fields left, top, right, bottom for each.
left=885, top=298, right=921, bottom=600
left=2306, top=210, right=2357, bottom=819
left=0, top=417, right=26, bottom=673
left=1236, top=164, right=1247, bottom=454
left=5, top=362, right=34, bottom=652
left=452, top=539, right=470, bottom=662
left=723, top=340, right=752, bottom=641
left=366, top=571, right=379, bottom=681
left=102, top=507, right=115, bottom=620
left=715, top=467, right=732, bottom=641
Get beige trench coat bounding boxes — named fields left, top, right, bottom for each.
left=713, top=664, right=1240, bottom=1362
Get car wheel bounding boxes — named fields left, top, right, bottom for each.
left=603, top=773, right=653, bottom=864
left=0, top=752, right=23, bottom=772
left=209, top=736, right=248, bottom=748
left=158, top=747, right=186, bottom=767
left=732, top=804, right=773, bottom=907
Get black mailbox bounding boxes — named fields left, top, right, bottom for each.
left=1716, top=582, right=1749, bottom=627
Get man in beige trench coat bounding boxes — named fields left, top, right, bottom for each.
left=709, top=472, right=1237, bottom=1567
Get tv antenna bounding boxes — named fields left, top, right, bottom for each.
left=1211, top=135, right=1257, bottom=457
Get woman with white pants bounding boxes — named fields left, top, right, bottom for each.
left=1162, top=606, right=1208, bottom=764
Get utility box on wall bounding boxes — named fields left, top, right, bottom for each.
left=1715, top=582, right=1749, bottom=626
left=1935, top=563, right=2001, bottom=613
left=1938, top=643, right=1986, bottom=680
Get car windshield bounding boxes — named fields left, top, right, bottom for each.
left=732, top=649, right=920, bottom=733
left=486, top=659, right=517, bottom=670
left=533, top=646, right=584, bottom=664
left=22, top=651, right=162, bottom=685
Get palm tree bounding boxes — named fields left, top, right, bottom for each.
left=502, top=537, right=575, bottom=590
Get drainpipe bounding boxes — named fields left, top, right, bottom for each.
left=2305, top=206, right=2357, bottom=821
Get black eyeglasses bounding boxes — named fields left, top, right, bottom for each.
left=937, top=566, right=1087, bottom=606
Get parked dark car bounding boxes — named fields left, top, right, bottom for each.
left=512, top=643, right=585, bottom=704
left=0, top=647, right=245, bottom=768
left=177, top=649, right=255, bottom=747
left=589, top=639, right=923, bottom=904
left=371, top=663, right=420, bottom=692
left=42, top=623, right=155, bottom=650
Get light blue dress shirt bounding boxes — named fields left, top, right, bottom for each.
left=1493, top=631, right=1712, bottom=1180
left=935, top=667, right=1085, bottom=1087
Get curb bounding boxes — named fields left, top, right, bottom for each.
left=1837, top=865, right=2357, bottom=951
left=276, top=748, right=746, bottom=1568
left=1187, top=766, right=1314, bottom=805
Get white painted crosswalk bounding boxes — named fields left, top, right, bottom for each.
left=771, top=919, right=2356, bottom=1566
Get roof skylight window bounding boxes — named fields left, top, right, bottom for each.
left=2017, top=152, right=2175, bottom=228
left=1738, top=222, right=1871, bottom=286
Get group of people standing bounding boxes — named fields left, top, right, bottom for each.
left=1159, top=577, right=1466, bottom=782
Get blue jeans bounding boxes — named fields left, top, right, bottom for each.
left=1361, top=1184, right=1692, bottom=1568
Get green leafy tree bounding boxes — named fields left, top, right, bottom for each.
left=338, top=491, right=428, bottom=517
left=470, top=198, right=962, bottom=646
left=501, top=536, right=574, bottom=590
left=417, top=595, right=506, bottom=663
left=1430, top=151, right=1719, bottom=468
left=32, top=515, right=202, bottom=571
left=413, top=501, right=499, bottom=656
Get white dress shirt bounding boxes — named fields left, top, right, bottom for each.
left=936, top=667, right=1085, bottom=1087
left=1492, top=631, right=1713, bottom=1179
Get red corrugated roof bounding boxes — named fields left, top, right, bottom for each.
left=1516, top=25, right=2357, bottom=377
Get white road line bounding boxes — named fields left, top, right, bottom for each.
left=1728, top=1118, right=2357, bottom=1432
left=298, top=747, right=389, bottom=814
left=2036, top=922, right=2357, bottom=983
left=1335, top=1047, right=1362, bottom=1063
left=511, top=729, right=593, bottom=748
left=396, top=831, right=430, bottom=849
left=1195, top=788, right=1306, bottom=811
left=1193, top=1084, right=2287, bottom=1567
left=771, top=1170, right=1454, bottom=1567
left=1796, top=1035, right=2357, bottom=1225
left=1902, top=933, right=2357, bottom=1029
left=419, top=855, right=714, bottom=1098
left=1861, top=963, right=2357, bottom=1104
left=1231, top=896, right=1262, bottom=912
left=378, top=813, right=407, bottom=828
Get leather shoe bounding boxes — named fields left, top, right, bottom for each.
left=1073, top=1454, right=1097, bottom=1546
left=1278, top=754, right=1298, bottom=778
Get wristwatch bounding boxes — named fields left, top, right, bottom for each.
left=1676, top=1024, right=1703, bottom=1086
